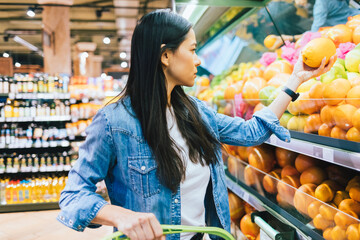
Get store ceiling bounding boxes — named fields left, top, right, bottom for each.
left=0, top=0, right=171, bottom=69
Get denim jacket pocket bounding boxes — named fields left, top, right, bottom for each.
left=128, top=155, right=161, bottom=198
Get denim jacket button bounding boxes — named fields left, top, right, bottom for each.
left=60, top=216, right=65, bottom=221
left=77, top=225, right=82, bottom=230
left=174, top=199, right=179, bottom=203
left=141, top=166, right=146, bottom=171
left=69, top=220, right=73, bottom=225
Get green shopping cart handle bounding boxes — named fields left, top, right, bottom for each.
left=101, top=225, right=235, bottom=240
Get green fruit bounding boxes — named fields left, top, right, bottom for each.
left=259, top=86, right=276, bottom=106
left=335, top=58, right=345, bottom=69
left=268, top=88, right=282, bottom=106
left=320, top=65, right=347, bottom=84
left=345, top=49, right=360, bottom=73
left=280, top=113, right=293, bottom=128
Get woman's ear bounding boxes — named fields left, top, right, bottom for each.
left=161, top=45, right=171, bottom=67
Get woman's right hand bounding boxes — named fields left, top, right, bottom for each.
left=93, top=205, right=165, bottom=240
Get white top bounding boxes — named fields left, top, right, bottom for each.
left=166, top=108, right=211, bottom=240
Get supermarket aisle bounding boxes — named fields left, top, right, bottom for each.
left=0, top=210, right=113, bottom=240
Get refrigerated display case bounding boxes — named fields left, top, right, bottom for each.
left=176, top=0, right=360, bottom=239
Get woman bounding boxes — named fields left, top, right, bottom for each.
left=57, top=10, right=335, bottom=240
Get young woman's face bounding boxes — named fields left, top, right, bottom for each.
left=166, top=28, right=201, bottom=87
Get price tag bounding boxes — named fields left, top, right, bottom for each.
left=313, top=146, right=323, bottom=159
left=323, top=148, right=334, bottom=162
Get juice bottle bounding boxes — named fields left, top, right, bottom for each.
left=24, top=180, right=31, bottom=203
left=18, top=180, right=24, bottom=203
left=0, top=180, right=5, bottom=205
left=5, top=180, right=12, bottom=204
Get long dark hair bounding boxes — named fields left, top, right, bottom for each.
left=123, top=10, right=220, bottom=192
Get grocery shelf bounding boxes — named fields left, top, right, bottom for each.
left=7, top=93, right=71, bottom=100
left=0, top=116, right=72, bottom=123
left=0, top=141, right=70, bottom=150
left=0, top=202, right=59, bottom=213
left=265, top=131, right=360, bottom=172
left=67, top=135, right=86, bottom=141
left=225, top=171, right=323, bottom=240
left=69, top=97, right=103, bottom=104
left=0, top=93, right=8, bottom=98
left=1, top=166, right=71, bottom=174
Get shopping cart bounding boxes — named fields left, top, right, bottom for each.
left=101, top=225, right=235, bottom=240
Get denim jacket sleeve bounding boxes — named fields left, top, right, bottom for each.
left=195, top=98, right=291, bottom=146
left=57, top=108, right=116, bottom=231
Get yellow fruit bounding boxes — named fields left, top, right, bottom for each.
left=287, top=115, right=308, bottom=132
left=302, top=38, right=336, bottom=68
left=264, top=35, right=277, bottom=49
left=322, top=78, right=351, bottom=106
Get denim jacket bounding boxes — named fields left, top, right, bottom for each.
left=57, top=96, right=290, bottom=239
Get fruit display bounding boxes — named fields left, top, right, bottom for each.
left=192, top=14, right=360, bottom=143
left=224, top=144, right=360, bottom=238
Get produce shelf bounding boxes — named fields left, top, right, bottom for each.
left=0, top=202, right=59, bottom=213
left=226, top=171, right=323, bottom=240
left=265, top=131, right=360, bottom=172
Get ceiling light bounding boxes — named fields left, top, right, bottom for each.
left=27, top=8, right=36, bottom=17
left=13, top=36, right=39, bottom=52
left=15, top=62, right=21, bottom=68
left=3, top=52, right=9, bottom=58
left=182, top=5, right=197, bottom=20
left=120, top=61, right=128, bottom=68
left=103, top=37, right=111, bottom=45
left=120, top=52, right=127, bottom=59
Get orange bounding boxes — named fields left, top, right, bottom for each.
left=264, top=35, right=277, bottom=49
left=228, top=192, right=244, bottom=221
left=240, top=213, right=260, bottom=238
left=302, top=38, right=336, bottom=67
left=300, top=166, right=327, bottom=185
left=197, top=76, right=210, bottom=87
left=330, top=126, right=347, bottom=140
left=308, top=201, right=323, bottom=219
left=347, top=127, right=360, bottom=142
left=242, top=77, right=267, bottom=106
left=295, top=154, right=317, bottom=173
left=293, top=183, right=317, bottom=215
left=334, top=210, right=359, bottom=229
left=346, top=224, right=360, bottom=240
left=275, top=147, right=297, bottom=168
left=333, top=104, right=357, bottom=130
left=331, top=226, right=347, bottom=240
left=323, top=227, right=334, bottom=240
left=313, top=213, right=335, bottom=231
left=346, top=85, right=360, bottom=108
left=248, top=145, right=275, bottom=173
left=224, top=84, right=239, bottom=100
left=323, top=78, right=352, bottom=106
left=267, top=73, right=290, bottom=87
left=353, top=26, right=360, bottom=45
left=319, top=203, right=338, bottom=221
left=309, top=81, right=326, bottom=108
left=299, top=92, right=321, bottom=115
left=318, top=123, right=332, bottom=137
left=353, top=109, right=360, bottom=131
left=320, top=105, right=336, bottom=127
left=247, top=67, right=264, bottom=79
left=304, top=113, right=323, bottom=133
left=325, top=24, right=353, bottom=47
left=263, top=60, right=293, bottom=81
